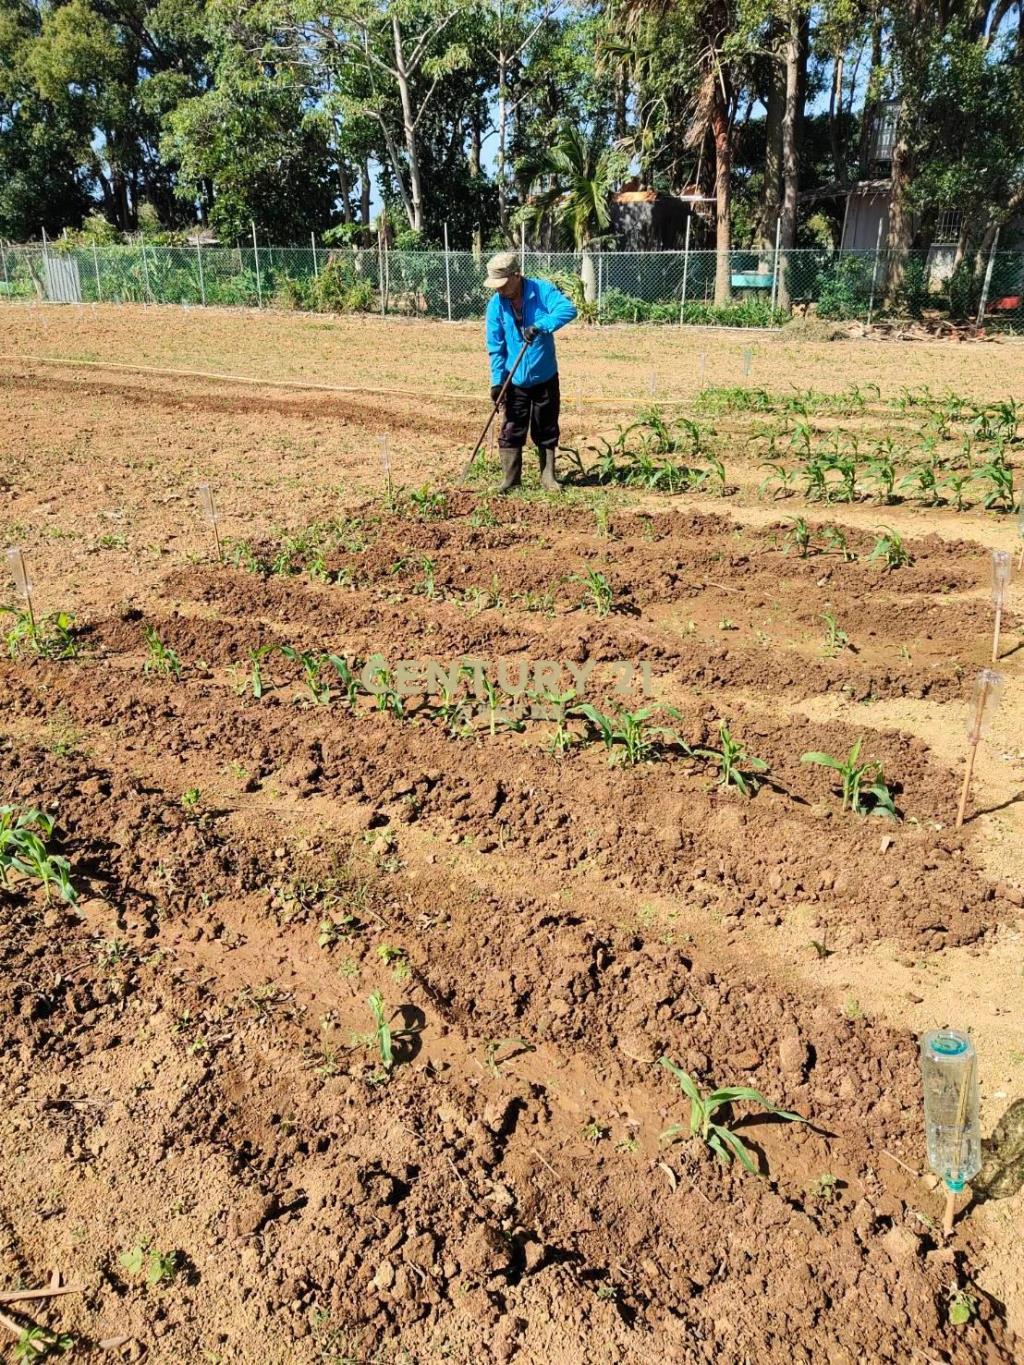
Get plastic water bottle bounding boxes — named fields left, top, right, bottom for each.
left=920, top=1029, right=981, bottom=1192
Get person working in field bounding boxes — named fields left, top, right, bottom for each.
left=484, top=250, right=577, bottom=493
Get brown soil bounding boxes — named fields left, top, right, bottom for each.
left=1, top=305, right=1023, bottom=1364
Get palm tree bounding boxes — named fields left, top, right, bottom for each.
left=522, top=125, right=627, bottom=300
left=619, top=0, right=744, bottom=306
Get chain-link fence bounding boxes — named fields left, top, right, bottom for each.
left=1, top=241, right=1021, bottom=327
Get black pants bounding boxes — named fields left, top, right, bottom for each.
left=499, top=375, right=560, bottom=451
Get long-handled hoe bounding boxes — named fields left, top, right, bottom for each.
left=461, top=337, right=531, bottom=483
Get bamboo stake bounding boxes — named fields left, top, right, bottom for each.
left=992, top=602, right=1003, bottom=663
left=6, top=547, right=35, bottom=631
left=956, top=670, right=998, bottom=829
left=197, top=484, right=222, bottom=562
left=955, top=743, right=978, bottom=830
left=942, top=1186, right=957, bottom=1237
left=380, top=435, right=393, bottom=505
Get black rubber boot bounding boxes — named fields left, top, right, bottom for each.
left=498, top=446, right=523, bottom=493
left=539, top=445, right=561, bottom=492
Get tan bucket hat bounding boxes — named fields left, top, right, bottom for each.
left=484, top=249, right=521, bottom=288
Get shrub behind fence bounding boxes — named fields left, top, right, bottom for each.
left=1, top=242, right=1018, bottom=327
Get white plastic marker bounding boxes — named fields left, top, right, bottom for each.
left=197, top=483, right=222, bottom=562
left=990, top=548, right=1012, bottom=662
left=6, top=546, right=34, bottom=629
left=956, top=668, right=1004, bottom=829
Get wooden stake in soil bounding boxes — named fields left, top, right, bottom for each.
left=990, top=549, right=1011, bottom=663
left=955, top=668, right=1004, bottom=829
left=197, top=483, right=222, bottom=563
left=942, top=1186, right=957, bottom=1238
left=6, top=546, right=35, bottom=631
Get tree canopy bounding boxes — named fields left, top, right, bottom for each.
left=2, top=0, right=1022, bottom=284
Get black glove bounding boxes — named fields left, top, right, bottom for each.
left=490, top=382, right=504, bottom=405
left=522, top=324, right=541, bottom=343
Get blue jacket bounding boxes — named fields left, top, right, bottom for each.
left=485, top=277, right=577, bottom=388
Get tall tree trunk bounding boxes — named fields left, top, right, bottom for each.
left=711, top=97, right=732, bottom=306
left=828, top=49, right=845, bottom=184
left=858, top=20, right=883, bottom=178
left=391, top=15, right=424, bottom=231
left=338, top=160, right=352, bottom=224
left=497, top=40, right=510, bottom=236
left=884, top=124, right=914, bottom=303
left=468, top=113, right=483, bottom=255
left=614, top=64, right=627, bottom=141
left=360, top=162, right=372, bottom=228
left=776, top=7, right=805, bottom=312
left=760, top=23, right=784, bottom=252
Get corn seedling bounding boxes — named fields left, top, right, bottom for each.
left=142, top=624, right=182, bottom=680
left=821, top=611, right=850, bottom=656
left=941, top=470, right=974, bottom=512
left=659, top=1057, right=801, bottom=1174
left=4, top=608, right=79, bottom=661
left=865, top=451, right=899, bottom=504
left=783, top=517, right=812, bottom=558
left=367, top=990, right=394, bottom=1072
left=243, top=644, right=274, bottom=699
left=430, top=678, right=472, bottom=737
left=868, top=527, right=911, bottom=572
left=899, top=462, right=941, bottom=506
left=801, top=738, right=898, bottom=818
left=582, top=1119, right=610, bottom=1143
left=119, top=1241, right=179, bottom=1286
left=408, top=485, right=448, bottom=520
left=576, top=703, right=665, bottom=766
left=574, top=566, right=614, bottom=618
left=0, top=806, right=76, bottom=904
left=973, top=455, right=1016, bottom=512
left=326, top=653, right=362, bottom=707
left=418, top=556, right=440, bottom=600
left=821, top=525, right=855, bottom=560
left=477, top=672, right=524, bottom=736
left=279, top=645, right=332, bottom=705
left=365, top=655, right=404, bottom=717
left=759, top=461, right=797, bottom=499
left=694, top=722, right=768, bottom=797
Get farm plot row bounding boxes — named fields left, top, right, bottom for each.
left=0, top=490, right=1018, bottom=1362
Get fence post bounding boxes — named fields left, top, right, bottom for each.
left=0, top=239, right=8, bottom=298
left=139, top=236, right=152, bottom=304
left=443, top=221, right=453, bottom=321
left=977, top=227, right=1000, bottom=329
left=770, top=216, right=781, bottom=313
left=520, top=221, right=525, bottom=271
left=311, top=231, right=319, bottom=280
left=597, top=251, right=603, bottom=322
left=92, top=243, right=102, bottom=301
left=377, top=225, right=386, bottom=316
left=679, top=216, right=692, bottom=325
left=196, top=240, right=206, bottom=305
left=867, top=218, right=884, bottom=327
left=251, top=221, right=262, bottom=307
